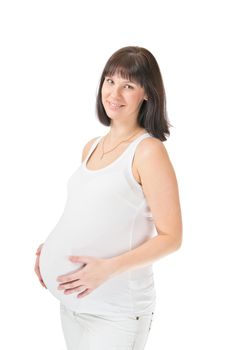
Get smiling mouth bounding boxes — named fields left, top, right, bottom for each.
left=107, top=101, right=124, bottom=109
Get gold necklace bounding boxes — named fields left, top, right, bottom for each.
left=100, top=130, right=143, bottom=160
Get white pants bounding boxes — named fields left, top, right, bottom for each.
left=60, top=302, right=154, bottom=350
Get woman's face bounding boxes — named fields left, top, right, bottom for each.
left=101, top=73, right=147, bottom=121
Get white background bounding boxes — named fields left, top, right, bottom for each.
left=0, top=0, right=232, bottom=349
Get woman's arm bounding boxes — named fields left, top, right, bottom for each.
left=109, top=137, right=183, bottom=277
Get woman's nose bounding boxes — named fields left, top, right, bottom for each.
left=110, top=85, right=121, bottom=98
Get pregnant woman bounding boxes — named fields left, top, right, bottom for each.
left=34, top=46, right=182, bottom=350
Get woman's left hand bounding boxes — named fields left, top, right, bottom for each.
left=56, top=255, right=116, bottom=298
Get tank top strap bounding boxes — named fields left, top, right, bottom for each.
left=122, top=132, right=154, bottom=211
left=125, top=132, right=154, bottom=161
left=83, top=136, right=102, bottom=164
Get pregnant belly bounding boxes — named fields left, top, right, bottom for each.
left=38, top=219, right=123, bottom=307
left=39, top=227, right=88, bottom=306
left=38, top=203, right=135, bottom=307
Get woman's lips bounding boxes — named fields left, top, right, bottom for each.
left=107, top=101, right=125, bottom=110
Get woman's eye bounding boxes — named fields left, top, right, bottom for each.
left=106, top=78, right=113, bottom=84
left=125, top=84, right=133, bottom=89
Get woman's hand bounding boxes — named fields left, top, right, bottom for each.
left=56, top=255, right=117, bottom=298
left=34, top=243, right=47, bottom=289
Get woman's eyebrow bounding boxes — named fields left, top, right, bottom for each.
left=105, top=76, right=136, bottom=83
left=122, top=78, right=138, bottom=84
left=123, top=80, right=135, bottom=83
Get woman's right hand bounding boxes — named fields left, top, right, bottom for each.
left=34, top=243, right=47, bottom=289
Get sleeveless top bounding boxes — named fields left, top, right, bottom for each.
left=39, top=132, right=157, bottom=317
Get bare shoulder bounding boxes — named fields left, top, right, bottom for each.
left=81, top=136, right=100, bottom=162
left=135, top=136, right=176, bottom=185
left=136, top=136, right=169, bottom=163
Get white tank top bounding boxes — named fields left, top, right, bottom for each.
left=39, top=132, right=157, bottom=317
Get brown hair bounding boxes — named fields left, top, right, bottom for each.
left=96, top=46, right=172, bottom=141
